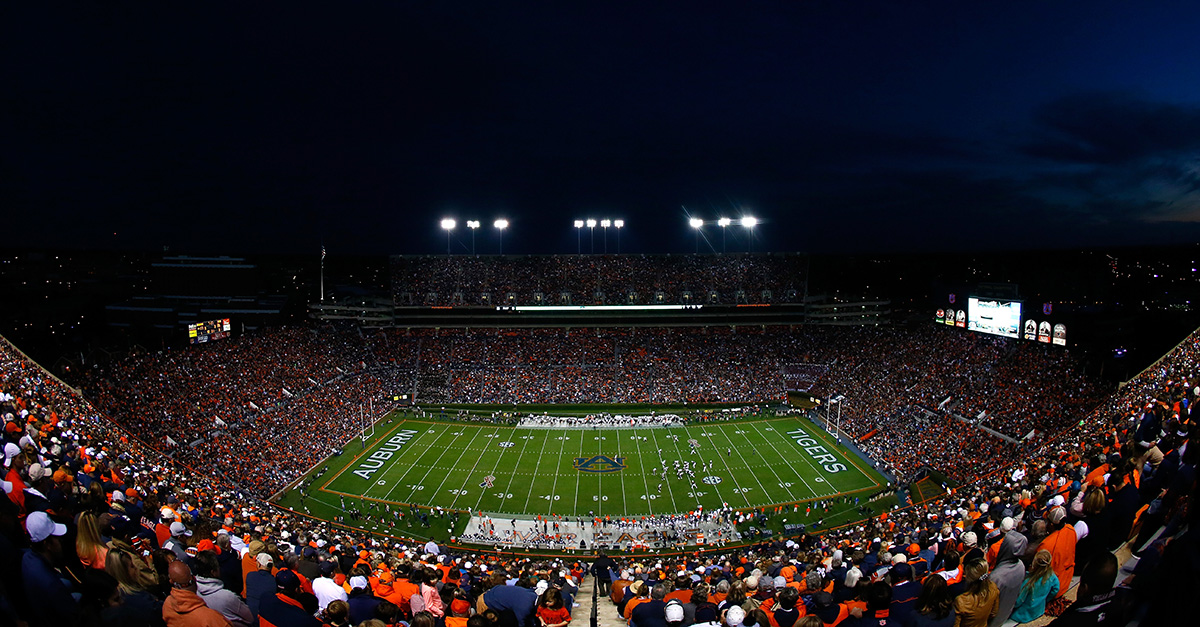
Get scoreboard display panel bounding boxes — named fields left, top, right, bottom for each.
left=967, top=298, right=1021, bottom=339
left=188, top=318, right=232, bottom=344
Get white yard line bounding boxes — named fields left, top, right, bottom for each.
left=730, top=422, right=804, bottom=503
left=544, top=429, right=571, bottom=516
left=670, top=426, right=721, bottom=508
left=392, top=424, right=482, bottom=503
left=651, top=428, right=681, bottom=511
left=759, top=420, right=840, bottom=496
left=475, top=427, right=521, bottom=512
left=699, top=425, right=757, bottom=508
left=376, top=423, right=449, bottom=502
left=573, top=432, right=584, bottom=516
left=629, top=430, right=654, bottom=516
left=435, top=425, right=500, bottom=509
left=520, top=426, right=554, bottom=512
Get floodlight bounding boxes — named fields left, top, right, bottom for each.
left=601, top=219, right=611, bottom=228
left=613, top=220, right=624, bottom=228
left=574, top=220, right=585, bottom=228
left=494, top=219, right=509, bottom=230
left=441, top=219, right=456, bottom=230
left=718, top=217, right=732, bottom=227
left=689, top=218, right=704, bottom=229
left=466, top=220, right=480, bottom=229
left=586, top=219, right=597, bottom=228
left=740, top=217, right=758, bottom=228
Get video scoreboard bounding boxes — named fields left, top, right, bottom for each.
left=188, top=318, right=231, bottom=344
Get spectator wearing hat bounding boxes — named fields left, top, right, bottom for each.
left=769, top=586, right=805, bottom=627
left=887, top=562, right=922, bottom=624
left=21, top=510, right=82, bottom=626
left=242, top=540, right=269, bottom=595
left=246, top=552, right=278, bottom=618
left=195, top=550, right=254, bottom=627
left=258, top=568, right=321, bottom=627
left=164, top=521, right=193, bottom=561
left=348, top=572, right=384, bottom=626
left=1036, top=506, right=1076, bottom=599
left=163, top=559, right=232, bottom=627
left=312, top=560, right=348, bottom=612
left=724, top=605, right=746, bottom=627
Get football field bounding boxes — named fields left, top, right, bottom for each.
left=310, top=413, right=884, bottom=518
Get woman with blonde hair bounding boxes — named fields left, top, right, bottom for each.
left=76, top=510, right=108, bottom=570
left=952, top=558, right=998, bottom=627
left=103, top=547, right=165, bottom=626
left=1010, top=550, right=1059, bottom=624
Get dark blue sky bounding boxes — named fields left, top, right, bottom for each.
left=6, top=1, right=1200, bottom=256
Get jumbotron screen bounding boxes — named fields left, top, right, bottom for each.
left=188, top=318, right=231, bottom=344
left=967, top=297, right=1021, bottom=339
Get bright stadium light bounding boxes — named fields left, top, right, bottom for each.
left=586, top=219, right=597, bottom=253
left=440, top=218, right=456, bottom=255
left=494, top=219, right=509, bottom=254
left=689, top=217, right=704, bottom=253
left=614, top=219, right=624, bottom=253
left=600, top=219, right=611, bottom=253
left=574, top=220, right=584, bottom=254
left=718, top=217, right=732, bottom=253
left=586, top=219, right=597, bottom=228
left=741, top=216, right=757, bottom=252
left=466, top=220, right=481, bottom=254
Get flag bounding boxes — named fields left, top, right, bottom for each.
left=214, top=416, right=227, bottom=428
left=165, top=436, right=178, bottom=447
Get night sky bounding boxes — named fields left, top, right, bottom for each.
left=7, top=2, right=1200, bottom=256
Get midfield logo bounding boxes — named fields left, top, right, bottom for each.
left=573, top=455, right=627, bottom=473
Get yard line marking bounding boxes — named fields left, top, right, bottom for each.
left=544, top=428, right=571, bottom=516
left=673, top=425, right=733, bottom=508
left=629, top=429, right=654, bottom=516
left=520, top=426, right=553, bottom=512
left=394, top=424, right=480, bottom=504
left=703, top=424, right=772, bottom=506
left=735, top=422, right=806, bottom=503
left=651, top=428, right=681, bottom=511
left=574, top=430, right=584, bottom=516
left=761, top=419, right=840, bottom=497
left=467, top=425, right=535, bottom=512
left=473, top=424, right=521, bottom=512
left=435, top=424, right=496, bottom=509
left=391, top=420, right=470, bottom=502
left=377, top=422, right=448, bottom=502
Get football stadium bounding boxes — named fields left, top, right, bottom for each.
left=7, top=4, right=1200, bottom=627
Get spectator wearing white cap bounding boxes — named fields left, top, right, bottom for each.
left=22, top=511, right=81, bottom=625
left=163, top=520, right=192, bottom=561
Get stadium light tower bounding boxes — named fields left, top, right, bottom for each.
left=600, top=219, right=611, bottom=253
left=689, top=217, right=704, bottom=253
left=573, top=219, right=584, bottom=254
left=494, top=219, right=509, bottom=254
left=718, top=217, right=732, bottom=254
left=440, top=218, right=456, bottom=255
left=586, top=218, right=597, bottom=253
left=741, top=216, right=758, bottom=253
left=614, top=219, right=624, bottom=253
left=466, top=220, right=481, bottom=255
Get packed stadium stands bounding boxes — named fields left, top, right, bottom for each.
left=1, top=317, right=1195, bottom=625
left=391, top=254, right=806, bottom=306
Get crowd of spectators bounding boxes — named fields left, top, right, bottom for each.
left=81, top=324, right=1108, bottom=494
left=391, top=254, right=806, bottom=306
left=0, top=312, right=1197, bottom=624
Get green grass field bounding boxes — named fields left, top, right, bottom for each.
left=283, top=413, right=884, bottom=526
